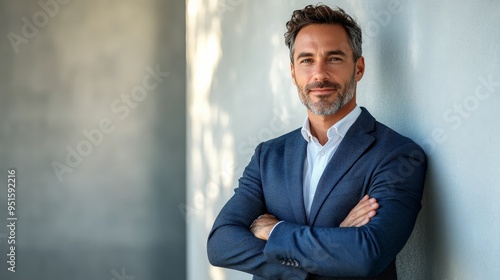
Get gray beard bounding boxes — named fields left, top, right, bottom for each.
left=298, top=74, right=356, bottom=116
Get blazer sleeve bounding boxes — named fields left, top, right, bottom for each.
left=262, top=142, right=427, bottom=278
left=207, top=143, right=309, bottom=279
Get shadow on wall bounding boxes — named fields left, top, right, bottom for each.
left=357, top=2, right=435, bottom=279
left=186, top=1, right=232, bottom=279
left=187, top=1, right=302, bottom=279
left=355, top=1, right=487, bottom=279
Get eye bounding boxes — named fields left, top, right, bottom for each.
left=329, top=57, right=342, bottom=62
left=300, top=58, right=313, bottom=64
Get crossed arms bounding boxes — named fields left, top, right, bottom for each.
left=250, top=194, right=379, bottom=240
left=207, top=141, right=427, bottom=279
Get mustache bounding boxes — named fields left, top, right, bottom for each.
left=304, top=80, right=341, bottom=92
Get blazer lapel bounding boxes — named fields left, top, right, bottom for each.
left=308, top=108, right=376, bottom=226
left=284, top=131, right=308, bottom=225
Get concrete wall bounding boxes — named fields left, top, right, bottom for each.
left=0, top=0, right=186, bottom=279
left=187, top=0, right=500, bottom=279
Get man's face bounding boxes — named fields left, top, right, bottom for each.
left=291, top=24, right=364, bottom=116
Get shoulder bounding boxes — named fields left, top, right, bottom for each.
left=259, top=128, right=302, bottom=149
left=358, top=107, right=425, bottom=155
left=371, top=116, right=426, bottom=162
left=246, top=128, right=305, bottom=162
left=375, top=121, right=415, bottom=146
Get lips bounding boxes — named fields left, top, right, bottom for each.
left=305, top=81, right=341, bottom=95
left=309, top=88, right=337, bottom=96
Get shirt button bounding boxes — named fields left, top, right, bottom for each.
left=320, top=151, right=325, bottom=156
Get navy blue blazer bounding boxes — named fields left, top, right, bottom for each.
left=207, top=108, right=427, bottom=280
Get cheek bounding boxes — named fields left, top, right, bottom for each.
left=293, top=69, right=311, bottom=84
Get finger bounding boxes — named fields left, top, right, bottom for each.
left=253, top=220, right=278, bottom=228
left=251, top=216, right=278, bottom=228
left=349, top=195, right=370, bottom=212
left=354, top=217, right=370, bottom=227
left=354, top=198, right=378, bottom=214
left=255, top=214, right=278, bottom=224
left=358, top=200, right=379, bottom=214
left=341, top=202, right=378, bottom=227
left=250, top=214, right=272, bottom=227
left=353, top=202, right=379, bottom=221
left=349, top=212, right=374, bottom=227
left=349, top=197, right=376, bottom=213
left=259, top=214, right=276, bottom=220
left=347, top=200, right=378, bottom=221
left=251, top=221, right=269, bottom=229
left=351, top=210, right=377, bottom=226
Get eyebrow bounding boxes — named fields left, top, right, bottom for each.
left=325, top=50, right=348, bottom=57
left=295, top=50, right=348, bottom=61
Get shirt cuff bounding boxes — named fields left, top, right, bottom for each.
left=268, top=221, right=283, bottom=238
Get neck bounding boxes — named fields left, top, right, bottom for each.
left=308, top=98, right=356, bottom=145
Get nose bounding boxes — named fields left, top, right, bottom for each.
left=313, top=61, right=329, bottom=81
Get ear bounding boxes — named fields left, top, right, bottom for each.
left=354, top=56, right=365, bottom=82
left=290, top=62, right=296, bottom=85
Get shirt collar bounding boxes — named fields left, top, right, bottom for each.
left=301, top=105, right=362, bottom=143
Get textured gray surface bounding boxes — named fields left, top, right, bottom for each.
left=0, top=0, right=186, bottom=279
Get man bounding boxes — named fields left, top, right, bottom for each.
left=207, top=4, right=427, bottom=280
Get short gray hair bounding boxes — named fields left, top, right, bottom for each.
left=284, top=4, right=362, bottom=63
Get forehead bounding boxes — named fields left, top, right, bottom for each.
left=294, top=24, right=351, bottom=55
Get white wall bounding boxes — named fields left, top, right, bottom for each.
left=187, top=0, right=500, bottom=279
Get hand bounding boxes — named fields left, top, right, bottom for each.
left=249, top=214, right=279, bottom=241
left=340, top=195, right=379, bottom=227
